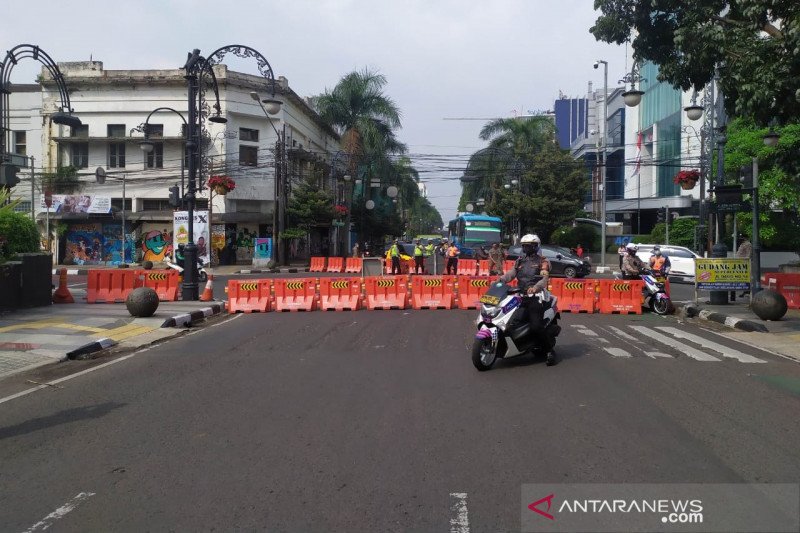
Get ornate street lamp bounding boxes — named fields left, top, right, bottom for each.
left=1, top=45, right=81, bottom=188
left=619, top=65, right=646, bottom=108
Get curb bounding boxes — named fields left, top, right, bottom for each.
left=673, top=302, right=769, bottom=333
left=160, top=303, right=226, bottom=328
left=66, top=338, right=118, bottom=360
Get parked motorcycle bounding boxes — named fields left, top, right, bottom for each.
left=472, top=280, right=562, bottom=371
left=165, top=257, right=208, bottom=283
left=614, top=268, right=671, bottom=315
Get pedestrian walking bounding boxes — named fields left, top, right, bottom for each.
left=446, top=242, right=460, bottom=275
left=413, top=239, right=425, bottom=274
left=352, top=242, right=360, bottom=258
left=575, top=243, right=584, bottom=258
left=488, top=242, right=504, bottom=275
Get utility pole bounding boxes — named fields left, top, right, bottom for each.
left=29, top=155, right=35, bottom=220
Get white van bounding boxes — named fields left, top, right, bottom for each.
left=634, top=244, right=700, bottom=283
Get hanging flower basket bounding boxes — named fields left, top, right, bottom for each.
left=207, top=175, right=236, bottom=195
left=674, top=169, right=700, bottom=190
left=333, top=204, right=348, bottom=217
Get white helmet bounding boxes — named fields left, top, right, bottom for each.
left=625, top=242, right=638, bottom=252
left=520, top=234, right=541, bottom=245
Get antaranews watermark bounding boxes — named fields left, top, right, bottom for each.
left=521, top=483, right=798, bottom=532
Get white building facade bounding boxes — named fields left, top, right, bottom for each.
left=10, top=60, right=339, bottom=265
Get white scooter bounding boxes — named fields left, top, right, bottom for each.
left=166, top=257, right=208, bottom=283
left=472, top=280, right=561, bottom=371
left=614, top=268, right=671, bottom=315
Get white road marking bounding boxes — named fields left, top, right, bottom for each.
left=656, top=327, right=766, bottom=363
left=607, top=326, right=641, bottom=343
left=23, top=492, right=95, bottom=532
left=604, top=347, right=632, bottom=358
left=450, top=492, right=470, bottom=533
left=645, top=352, right=674, bottom=359
left=629, top=326, right=721, bottom=362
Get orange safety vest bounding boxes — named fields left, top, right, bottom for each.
left=651, top=256, right=666, bottom=270
left=448, top=246, right=459, bottom=258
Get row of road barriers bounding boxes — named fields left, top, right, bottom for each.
left=309, top=256, right=519, bottom=277
left=226, top=276, right=648, bottom=315
left=86, top=269, right=180, bottom=303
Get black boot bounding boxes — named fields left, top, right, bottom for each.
left=546, top=350, right=556, bottom=366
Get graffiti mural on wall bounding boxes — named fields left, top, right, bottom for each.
left=141, top=229, right=174, bottom=262
left=64, top=223, right=132, bottom=265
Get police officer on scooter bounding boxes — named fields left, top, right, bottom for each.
left=499, top=234, right=557, bottom=365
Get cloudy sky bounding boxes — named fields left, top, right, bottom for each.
left=6, top=0, right=627, bottom=223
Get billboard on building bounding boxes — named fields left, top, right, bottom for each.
left=40, top=194, right=112, bottom=214
left=173, top=210, right=210, bottom=265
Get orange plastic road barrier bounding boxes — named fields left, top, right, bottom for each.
left=86, top=269, right=138, bottom=303
left=52, top=267, right=75, bottom=304
left=227, top=279, right=272, bottom=313
left=364, top=276, right=408, bottom=310
left=319, top=277, right=362, bottom=311
left=596, top=279, right=643, bottom=315
left=274, top=278, right=317, bottom=312
left=136, top=270, right=180, bottom=301
left=411, top=275, right=456, bottom=309
left=549, top=278, right=596, bottom=313
left=200, top=275, right=215, bottom=302
left=457, top=259, right=478, bottom=276
left=763, top=273, right=800, bottom=309
left=383, top=258, right=410, bottom=274
left=456, top=276, right=492, bottom=310
left=326, top=257, right=344, bottom=273
left=477, top=260, right=491, bottom=276
left=309, top=257, right=326, bottom=272
left=345, top=258, right=363, bottom=273
left=504, top=260, right=516, bottom=273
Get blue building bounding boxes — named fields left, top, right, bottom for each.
left=554, top=96, right=588, bottom=150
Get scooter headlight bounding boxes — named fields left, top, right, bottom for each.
left=656, top=282, right=665, bottom=289
left=481, top=304, right=501, bottom=319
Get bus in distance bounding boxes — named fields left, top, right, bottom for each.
left=447, top=214, right=503, bottom=258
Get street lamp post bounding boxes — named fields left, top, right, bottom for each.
left=1, top=44, right=80, bottom=203
left=595, top=59, right=609, bottom=268
left=138, top=106, right=188, bottom=208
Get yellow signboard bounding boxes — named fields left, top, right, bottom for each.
left=695, top=259, right=751, bottom=290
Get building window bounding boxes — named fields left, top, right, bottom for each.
left=107, top=124, right=126, bottom=138
left=111, top=198, right=132, bottom=211
left=146, top=143, right=164, bottom=169
left=13, top=200, right=31, bottom=213
left=109, top=143, right=126, bottom=168
left=13, top=131, right=26, bottom=155
left=71, top=125, right=88, bottom=138
left=71, top=143, right=89, bottom=168
left=239, top=145, right=258, bottom=166
left=146, top=124, right=164, bottom=138
left=142, top=199, right=173, bottom=211
left=239, top=128, right=259, bottom=142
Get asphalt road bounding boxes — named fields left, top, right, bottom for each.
left=1, top=306, right=799, bottom=531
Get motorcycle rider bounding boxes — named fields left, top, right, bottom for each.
left=648, top=246, right=671, bottom=278
left=499, top=234, right=556, bottom=365
left=621, top=242, right=646, bottom=280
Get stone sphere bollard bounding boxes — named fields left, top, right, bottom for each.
left=142, top=260, right=154, bottom=270
left=126, top=287, right=160, bottom=317
left=751, top=288, right=788, bottom=321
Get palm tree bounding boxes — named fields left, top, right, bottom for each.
left=479, top=116, right=555, bottom=156
left=316, top=68, right=406, bottom=169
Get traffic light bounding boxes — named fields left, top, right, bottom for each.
left=168, top=185, right=180, bottom=208
left=656, top=207, right=666, bottom=223
left=0, top=164, right=20, bottom=188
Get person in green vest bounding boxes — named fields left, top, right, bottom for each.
left=413, top=239, right=425, bottom=274
left=424, top=240, right=435, bottom=257
left=389, top=239, right=402, bottom=274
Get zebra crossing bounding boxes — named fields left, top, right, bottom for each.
left=570, top=324, right=769, bottom=363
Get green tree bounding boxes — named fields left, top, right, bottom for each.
left=649, top=218, right=698, bottom=248
left=461, top=117, right=587, bottom=242
left=0, top=210, right=40, bottom=260
left=724, top=117, right=800, bottom=252
left=408, top=197, right=444, bottom=236
left=591, top=0, right=800, bottom=125
left=285, top=177, right=336, bottom=237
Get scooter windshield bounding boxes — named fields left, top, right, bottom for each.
left=479, top=281, right=512, bottom=306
